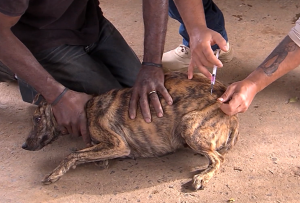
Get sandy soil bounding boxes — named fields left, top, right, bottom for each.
left=1, top=0, right=300, bottom=202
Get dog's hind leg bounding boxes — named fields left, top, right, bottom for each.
left=42, top=135, right=130, bottom=184
left=178, top=108, right=230, bottom=190
left=191, top=149, right=224, bottom=190
left=184, top=128, right=225, bottom=190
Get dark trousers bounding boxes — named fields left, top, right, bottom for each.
left=168, top=0, right=228, bottom=51
left=1, top=17, right=141, bottom=103
left=0, top=61, right=15, bottom=82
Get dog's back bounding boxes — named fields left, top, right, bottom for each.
left=86, top=72, right=238, bottom=158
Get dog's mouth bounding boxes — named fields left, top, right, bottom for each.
left=22, top=132, right=56, bottom=151
left=23, top=125, right=62, bottom=151
left=22, top=141, right=44, bottom=151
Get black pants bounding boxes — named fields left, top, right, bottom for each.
left=0, top=61, right=15, bottom=82
left=1, top=17, right=141, bottom=103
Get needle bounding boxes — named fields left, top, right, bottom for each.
left=210, top=49, right=220, bottom=95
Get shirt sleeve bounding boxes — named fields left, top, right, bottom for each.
left=288, top=17, right=300, bottom=47
left=0, top=0, right=29, bottom=16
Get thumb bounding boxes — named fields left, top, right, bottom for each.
left=218, top=86, right=235, bottom=103
left=214, top=35, right=228, bottom=53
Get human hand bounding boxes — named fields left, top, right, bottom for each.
left=188, top=26, right=228, bottom=79
left=51, top=90, right=92, bottom=146
left=218, top=79, right=259, bottom=115
left=129, top=65, right=173, bottom=123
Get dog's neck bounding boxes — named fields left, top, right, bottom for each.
left=48, top=104, right=64, bottom=139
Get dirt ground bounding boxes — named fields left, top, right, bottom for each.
left=1, top=0, right=300, bottom=202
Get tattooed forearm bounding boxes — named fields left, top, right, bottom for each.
left=258, top=36, right=298, bottom=76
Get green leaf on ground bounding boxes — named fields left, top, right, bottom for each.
left=287, top=97, right=299, bottom=103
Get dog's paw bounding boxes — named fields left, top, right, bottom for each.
left=192, top=171, right=217, bottom=190
left=192, top=176, right=205, bottom=190
left=42, top=174, right=61, bottom=185
left=94, top=160, right=109, bottom=169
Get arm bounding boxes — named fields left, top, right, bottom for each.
left=0, top=13, right=64, bottom=101
left=173, top=0, right=228, bottom=79
left=219, top=35, right=300, bottom=115
left=129, top=0, right=172, bottom=123
left=0, top=12, right=91, bottom=144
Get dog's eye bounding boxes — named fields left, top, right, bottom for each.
left=34, top=116, right=41, bottom=123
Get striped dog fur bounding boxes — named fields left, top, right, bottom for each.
left=23, top=71, right=239, bottom=190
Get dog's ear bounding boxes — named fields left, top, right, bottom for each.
left=32, top=93, right=41, bottom=105
left=32, top=94, right=46, bottom=105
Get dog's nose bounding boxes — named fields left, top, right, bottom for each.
left=22, top=142, right=28, bottom=149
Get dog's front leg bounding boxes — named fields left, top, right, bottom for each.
left=42, top=137, right=130, bottom=184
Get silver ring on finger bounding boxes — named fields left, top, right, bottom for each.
left=148, top=90, right=156, bottom=96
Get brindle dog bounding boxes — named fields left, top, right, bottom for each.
left=22, top=72, right=239, bottom=190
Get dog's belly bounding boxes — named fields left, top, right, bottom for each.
left=111, top=113, right=187, bottom=158
left=125, top=133, right=187, bottom=158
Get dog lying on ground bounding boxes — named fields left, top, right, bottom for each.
left=22, top=71, right=239, bottom=190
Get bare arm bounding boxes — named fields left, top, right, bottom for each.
left=129, top=0, right=172, bottom=123
left=173, top=0, right=228, bottom=79
left=0, top=12, right=64, bottom=102
left=219, top=35, right=300, bottom=115
left=142, top=0, right=168, bottom=64
left=248, top=36, right=300, bottom=90
left=0, top=12, right=91, bottom=144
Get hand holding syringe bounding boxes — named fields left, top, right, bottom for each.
left=210, top=49, right=220, bottom=95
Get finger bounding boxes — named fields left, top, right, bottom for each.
left=197, top=52, right=214, bottom=68
left=149, top=92, right=163, bottom=118
left=221, top=102, right=245, bottom=116
left=188, top=62, right=195, bottom=79
left=64, top=125, right=72, bottom=137
left=52, top=108, right=70, bottom=135
left=70, top=123, right=80, bottom=138
left=157, top=86, right=173, bottom=105
left=218, top=85, right=236, bottom=103
left=60, top=127, right=69, bottom=135
left=79, top=118, right=91, bottom=146
left=189, top=56, right=212, bottom=80
left=219, top=94, right=240, bottom=115
left=203, top=48, right=223, bottom=68
left=220, top=103, right=237, bottom=116
left=196, top=65, right=212, bottom=79
left=139, top=93, right=151, bottom=123
left=129, top=90, right=138, bottom=119
left=236, top=104, right=248, bottom=114
left=57, top=124, right=68, bottom=135
left=213, top=34, right=228, bottom=52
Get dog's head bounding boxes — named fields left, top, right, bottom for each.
left=22, top=101, right=61, bottom=151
